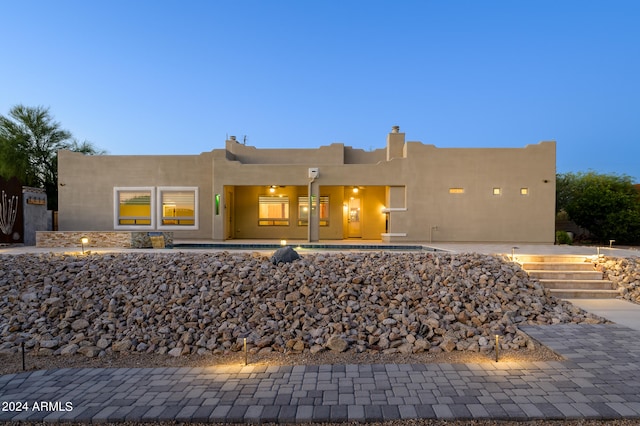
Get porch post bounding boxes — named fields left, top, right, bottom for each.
left=307, top=178, right=319, bottom=242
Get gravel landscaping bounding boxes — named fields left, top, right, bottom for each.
left=0, top=251, right=609, bottom=375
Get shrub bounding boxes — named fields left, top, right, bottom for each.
left=556, top=230, right=572, bottom=245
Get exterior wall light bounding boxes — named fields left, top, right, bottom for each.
left=280, top=239, right=287, bottom=246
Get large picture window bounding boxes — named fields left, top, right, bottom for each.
left=114, top=187, right=155, bottom=229
left=259, top=195, right=289, bottom=226
left=298, top=196, right=329, bottom=226
left=158, top=187, right=198, bottom=229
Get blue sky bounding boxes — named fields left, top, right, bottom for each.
left=2, top=1, right=638, bottom=180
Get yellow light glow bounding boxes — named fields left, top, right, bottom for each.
left=81, top=237, right=89, bottom=244
left=280, top=239, right=287, bottom=246
left=269, top=186, right=275, bottom=193
left=352, top=187, right=359, bottom=193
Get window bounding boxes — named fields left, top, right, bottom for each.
left=114, top=187, right=155, bottom=229
left=298, top=196, right=329, bottom=226
left=493, top=188, right=502, bottom=195
left=520, top=188, right=529, bottom=195
left=158, top=187, right=198, bottom=229
left=449, top=188, right=464, bottom=194
left=259, top=196, right=289, bottom=226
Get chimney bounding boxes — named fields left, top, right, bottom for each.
left=386, top=126, right=405, bottom=160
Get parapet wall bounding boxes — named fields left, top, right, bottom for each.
left=36, top=231, right=174, bottom=249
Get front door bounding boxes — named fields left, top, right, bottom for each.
left=347, top=197, right=361, bottom=238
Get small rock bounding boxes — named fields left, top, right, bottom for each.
left=21, top=292, right=38, bottom=303
left=325, top=335, right=349, bottom=352
left=96, top=338, right=111, bottom=349
left=168, top=347, right=183, bottom=357
left=78, top=346, right=101, bottom=358
left=60, top=343, right=79, bottom=356
left=112, top=339, right=132, bottom=352
left=71, top=319, right=90, bottom=331
left=39, top=339, right=59, bottom=349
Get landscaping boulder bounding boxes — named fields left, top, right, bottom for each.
left=271, top=246, right=300, bottom=264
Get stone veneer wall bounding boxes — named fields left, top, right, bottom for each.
left=36, top=232, right=132, bottom=248
left=36, top=231, right=175, bottom=249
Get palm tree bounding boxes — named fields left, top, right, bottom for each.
left=0, top=105, right=104, bottom=210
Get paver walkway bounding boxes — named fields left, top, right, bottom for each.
left=2, top=324, right=640, bottom=422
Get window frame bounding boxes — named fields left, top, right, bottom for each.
left=113, top=187, right=156, bottom=230
left=258, top=195, right=290, bottom=226
left=298, top=195, right=330, bottom=226
left=157, top=186, right=199, bottom=230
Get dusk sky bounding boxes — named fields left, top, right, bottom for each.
left=2, top=1, right=638, bottom=180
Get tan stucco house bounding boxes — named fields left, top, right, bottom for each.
left=57, top=126, right=556, bottom=243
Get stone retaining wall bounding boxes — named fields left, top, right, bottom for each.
left=36, top=231, right=174, bottom=249
left=36, top=231, right=132, bottom=248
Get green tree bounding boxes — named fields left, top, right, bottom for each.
left=0, top=105, right=105, bottom=210
left=558, top=171, right=640, bottom=244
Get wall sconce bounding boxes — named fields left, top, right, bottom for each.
left=269, top=186, right=276, bottom=194
left=81, top=237, right=89, bottom=254
left=280, top=239, right=287, bottom=246
left=352, top=187, right=359, bottom=194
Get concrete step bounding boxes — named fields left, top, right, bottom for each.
left=539, top=279, right=614, bottom=290
left=520, top=261, right=595, bottom=271
left=516, top=254, right=593, bottom=264
left=518, top=253, right=614, bottom=299
left=548, top=288, right=620, bottom=299
left=527, top=270, right=604, bottom=280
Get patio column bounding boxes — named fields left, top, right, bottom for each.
left=307, top=172, right=319, bottom=242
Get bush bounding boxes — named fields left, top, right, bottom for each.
left=556, top=230, right=572, bottom=245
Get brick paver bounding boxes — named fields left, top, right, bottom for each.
left=2, top=324, right=640, bottom=422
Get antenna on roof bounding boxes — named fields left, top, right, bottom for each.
left=243, top=135, right=247, bottom=145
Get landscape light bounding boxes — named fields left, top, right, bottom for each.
left=495, top=334, right=501, bottom=362
left=244, top=337, right=248, bottom=366
left=81, top=237, right=89, bottom=254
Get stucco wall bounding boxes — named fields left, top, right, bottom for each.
left=58, top=130, right=556, bottom=244
left=399, top=142, right=556, bottom=243
left=58, top=150, right=213, bottom=239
